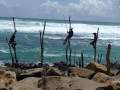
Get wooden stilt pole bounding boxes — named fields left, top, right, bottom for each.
left=106, top=44, right=111, bottom=74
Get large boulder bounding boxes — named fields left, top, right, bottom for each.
left=38, top=76, right=106, bottom=90
left=0, top=70, right=16, bottom=87
left=17, top=67, right=63, bottom=80
left=86, top=61, right=114, bottom=76
left=96, top=81, right=120, bottom=90
left=0, top=85, right=8, bottom=90
left=17, top=68, right=43, bottom=80
left=12, top=77, right=41, bottom=90
left=12, top=76, right=107, bottom=90
left=13, top=76, right=72, bottom=90
left=68, top=67, right=95, bottom=79
left=92, top=72, right=113, bottom=84
left=110, top=80, right=120, bottom=90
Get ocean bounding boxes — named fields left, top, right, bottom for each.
left=0, top=17, right=120, bottom=65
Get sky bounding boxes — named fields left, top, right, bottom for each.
left=0, top=0, right=120, bottom=22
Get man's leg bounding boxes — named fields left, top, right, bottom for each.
left=12, top=44, right=18, bottom=64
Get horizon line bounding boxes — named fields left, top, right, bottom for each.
left=0, top=16, right=120, bottom=26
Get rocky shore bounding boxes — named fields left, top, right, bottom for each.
left=0, top=61, right=120, bottom=90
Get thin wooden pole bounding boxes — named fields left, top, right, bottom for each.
left=66, top=43, right=69, bottom=65
left=69, top=40, right=72, bottom=66
left=106, top=44, right=111, bottom=74
left=40, top=21, right=46, bottom=66
left=73, top=51, right=76, bottom=66
left=13, top=47, right=18, bottom=64
left=12, top=18, right=18, bottom=64
left=81, top=52, right=84, bottom=68
left=94, top=44, right=96, bottom=61
left=13, top=17, right=17, bottom=32
left=69, top=16, right=71, bottom=29
left=99, top=54, right=102, bottom=63
left=6, top=37, right=14, bottom=65
left=78, top=57, right=81, bottom=68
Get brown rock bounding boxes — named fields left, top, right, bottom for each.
left=86, top=61, right=114, bottom=76
left=38, top=76, right=106, bottom=90
left=68, top=67, right=95, bottom=79
left=17, top=68, right=43, bottom=80
left=17, top=67, right=62, bottom=80
left=12, top=77, right=41, bottom=90
left=12, top=76, right=107, bottom=90
left=110, top=80, right=120, bottom=90
left=0, top=85, right=8, bottom=90
left=0, top=70, right=16, bottom=87
left=97, top=80, right=120, bottom=90
left=92, top=72, right=113, bottom=83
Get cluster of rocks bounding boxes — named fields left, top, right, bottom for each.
left=5, top=63, right=49, bottom=69
left=0, top=61, right=120, bottom=90
left=68, top=61, right=120, bottom=90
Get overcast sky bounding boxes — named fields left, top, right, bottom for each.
left=0, top=0, right=120, bottom=22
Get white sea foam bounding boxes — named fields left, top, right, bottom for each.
left=0, top=19, right=120, bottom=34
left=0, top=49, right=8, bottom=53
left=45, top=36, right=63, bottom=40
left=1, top=19, right=120, bottom=41
left=45, top=53, right=61, bottom=57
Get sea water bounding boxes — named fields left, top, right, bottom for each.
left=0, top=17, right=120, bottom=64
